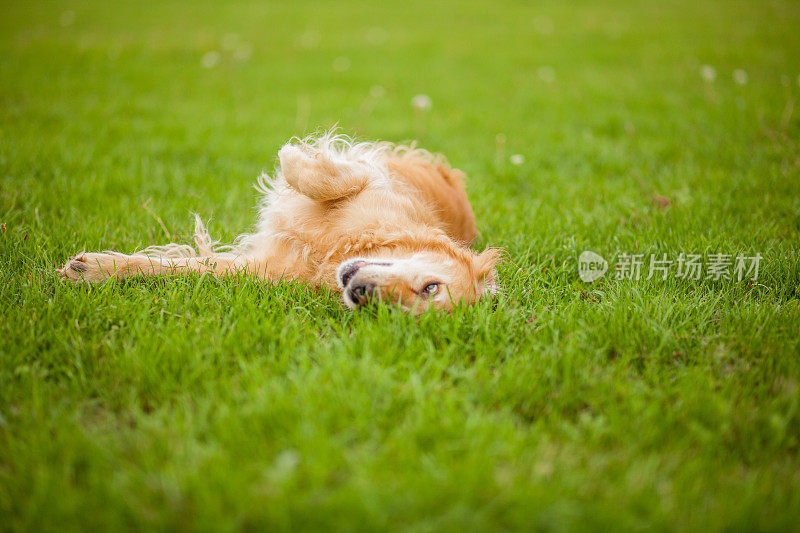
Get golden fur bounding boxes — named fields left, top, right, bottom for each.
left=59, top=133, right=501, bottom=313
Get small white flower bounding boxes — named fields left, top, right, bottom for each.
left=733, top=69, right=748, bottom=85
left=700, top=65, right=716, bottom=82
left=274, top=449, right=300, bottom=472
left=370, top=85, right=386, bottom=98
left=412, top=94, right=432, bottom=111
left=366, top=27, right=388, bottom=45
left=269, top=449, right=301, bottom=481
left=533, top=15, right=553, bottom=35
left=332, top=56, right=351, bottom=72
left=59, top=10, right=75, bottom=27
left=510, top=154, right=525, bottom=165
left=537, top=66, right=555, bottom=83
left=233, top=43, right=252, bottom=62
left=221, top=33, right=239, bottom=51
left=201, top=51, right=220, bottom=68
left=299, top=31, right=320, bottom=50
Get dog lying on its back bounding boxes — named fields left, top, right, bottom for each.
left=59, top=133, right=501, bottom=313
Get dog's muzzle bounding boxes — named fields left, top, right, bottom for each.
left=337, top=258, right=394, bottom=308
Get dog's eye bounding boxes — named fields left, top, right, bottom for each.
left=421, top=282, right=440, bottom=297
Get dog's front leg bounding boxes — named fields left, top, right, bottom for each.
left=58, top=252, right=252, bottom=283
left=278, top=145, right=376, bottom=202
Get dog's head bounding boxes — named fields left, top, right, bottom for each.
left=336, top=248, right=501, bottom=313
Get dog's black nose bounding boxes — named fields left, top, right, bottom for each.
left=348, top=282, right=376, bottom=306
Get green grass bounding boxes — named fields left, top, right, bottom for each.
left=2, top=0, right=800, bottom=530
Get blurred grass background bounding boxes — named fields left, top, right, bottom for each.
left=1, top=0, right=800, bottom=530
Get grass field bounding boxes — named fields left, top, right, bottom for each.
left=2, top=0, right=800, bottom=530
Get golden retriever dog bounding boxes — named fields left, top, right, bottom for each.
left=59, top=133, right=501, bottom=313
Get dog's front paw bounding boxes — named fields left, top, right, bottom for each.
left=279, top=144, right=367, bottom=202
left=279, top=145, right=319, bottom=190
left=57, top=252, right=117, bottom=284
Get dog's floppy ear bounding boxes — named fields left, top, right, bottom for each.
left=475, top=247, right=503, bottom=296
